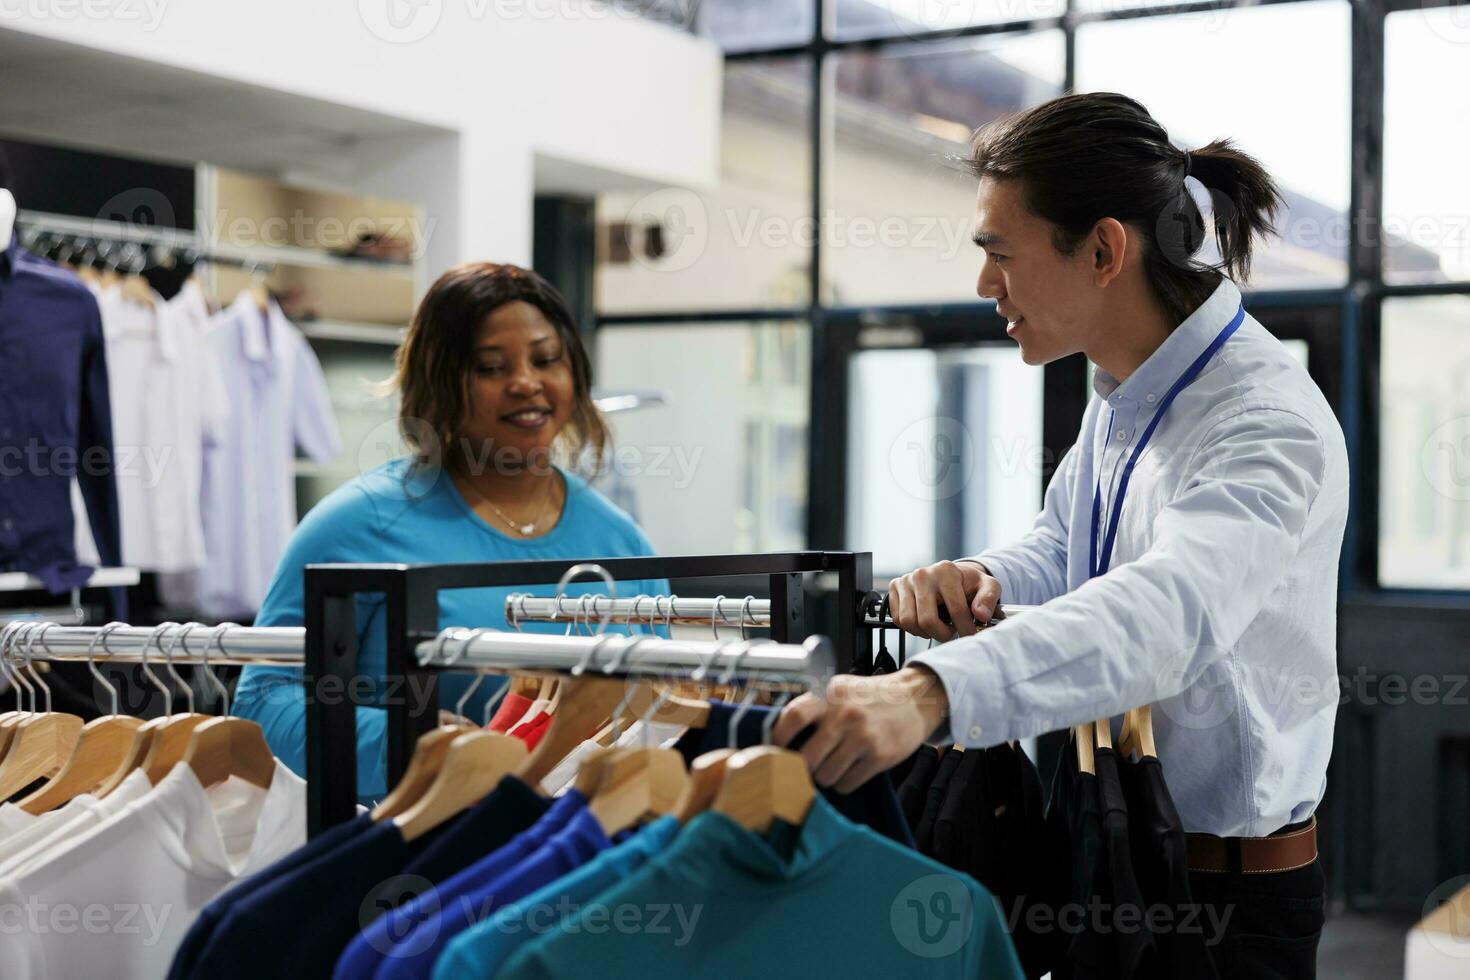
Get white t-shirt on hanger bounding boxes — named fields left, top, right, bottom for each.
left=0, top=759, right=305, bottom=979
left=0, top=768, right=152, bottom=879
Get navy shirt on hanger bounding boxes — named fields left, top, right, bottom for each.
left=672, top=700, right=915, bottom=849
left=0, top=236, right=123, bottom=598
left=185, top=817, right=453, bottom=978
left=167, top=812, right=372, bottom=980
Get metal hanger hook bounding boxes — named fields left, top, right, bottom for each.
left=142, top=622, right=180, bottom=716
left=6, top=622, right=39, bottom=713
left=164, top=622, right=203, bottom=714
left=203, top=623, right=238, bottom=716
left=22, top=622, right=55, bottom=714
left=86, top=620, right=129, bottom=717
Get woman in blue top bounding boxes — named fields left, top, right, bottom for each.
left=235, top=262, right=669, bottom=800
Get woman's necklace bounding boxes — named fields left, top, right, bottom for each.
left=467, top=476, right=559, bottom=536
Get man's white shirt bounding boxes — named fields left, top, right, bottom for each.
left=912, top=277, right=1349, bottom=838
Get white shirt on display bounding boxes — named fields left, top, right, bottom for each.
left=0, top=759, right=305, bottom=979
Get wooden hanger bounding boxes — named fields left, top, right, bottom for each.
left=96, top=622, right=223, bottom=796
left=624, top=683, right=711, bottom=728
left=1118, top=705, right=1157, bottom=761
left=1074, top=722, right=1096, bottom=776
left=372, top=653, right=496, bottom=821
left=16, top=627, right=145, bottom=813
left=514, top=675, right=628, bottom=790
left=710, top=745, right=815, bottom=834
left=0, top=626, right=83, bottom=798
left=181, top=716, right=276, bottom=790
left=119, top=274, right=156, bottom=309
left=673, top=748, right=735, bottom=824
left=586, top=746, right=689, bottom=837
left=138, top=623, right=217, bottom=784
left=1094, top=717, right=1113, bottom=754
left=372, top=727, right=461, bottom=821
left=396, top=730, right=527, bottom=842
left=17, top=714, right=143, bottom=814
left=94, top=717, right=165, bottom=797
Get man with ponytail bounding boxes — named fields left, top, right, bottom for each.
left=777, top=92, right=1347, bottom=977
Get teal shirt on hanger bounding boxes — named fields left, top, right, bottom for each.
left=235, top=456, right=669, bottom=800
left=495, top=794, right=1025, bottom=979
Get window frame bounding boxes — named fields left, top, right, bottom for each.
left=591, top=0, right=1470, bottom=597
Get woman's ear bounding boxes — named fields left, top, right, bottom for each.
left=1091, top=217, right=1129, bottom=288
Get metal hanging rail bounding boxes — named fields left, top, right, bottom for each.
left=11, top=623, right=307, bottom=666
left=506, top=594, right=772, bottom=629
left=420, top=628, right=830, bottom=684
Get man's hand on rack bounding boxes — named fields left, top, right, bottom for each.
left=887, top=559, right=1001, bottom=641
left=771, top=666, right=949, bottom=794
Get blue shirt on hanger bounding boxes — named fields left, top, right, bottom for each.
left=0, top=235, right=123, bottom=598
left=433, top=815, right=681, bottom=980
left=334, top=788, right=587, bottom=980
left=374, top=806, right=612, bottom=980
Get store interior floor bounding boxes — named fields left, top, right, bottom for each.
left=1320, top=909, right=1419, bottom=979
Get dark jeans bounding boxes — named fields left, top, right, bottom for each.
left=1188, top=859, right=1326, bottom=979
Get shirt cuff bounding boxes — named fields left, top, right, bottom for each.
left=909, top=634, right=1014, bottom=748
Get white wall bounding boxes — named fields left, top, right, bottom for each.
left=0, top=1, right=721, bottom=264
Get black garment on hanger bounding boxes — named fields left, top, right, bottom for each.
left=1095, top=746, right=1156, bottom=977
left=895, top=744, right=941, bottom=835
left=1044, top=734, right=1108, bottom=979
left=986, top=744, right=1051, bottom=979
left=1117, top=754, right=1219, bottom=980
left=914, top=746, right=964, bottom=854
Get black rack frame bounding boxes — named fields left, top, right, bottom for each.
left=303, top=550, right=873, bottom=836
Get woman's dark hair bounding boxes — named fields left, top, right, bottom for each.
left=392, top=262, right=609, bottom=473
left=965, top=92, right=1284, bottom=325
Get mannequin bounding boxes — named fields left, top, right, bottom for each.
left=0, top=188, right=14, bottom=246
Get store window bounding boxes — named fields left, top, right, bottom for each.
left=696, top=0, right=814, bottom=51
left=1378, top=295, right=1470, bottom=590
left=1076, top=0, right=1351, bottom=290
left=847, top=342, right=1042, bottom=579
left=1384, top=7, right=1470, bottom=284
left=595, top=321, right=810, bottom=556
left=595, top=59, right=811, bottom=314
left=824, top=32, right=1065, bottom=306
left=829, top=0, right=1064, bottom=43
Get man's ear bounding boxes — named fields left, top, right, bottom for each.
left=1091, top=218, right=1129, bottom=287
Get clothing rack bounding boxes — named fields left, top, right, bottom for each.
left=304, top=551, right=874, bottom=835
left=859, top=589, right=1037, bottom=629
left=505, top=594, right=772, bottom=629
left=16, top=209, right=275, bottom=275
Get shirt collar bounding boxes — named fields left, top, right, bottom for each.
left=228, top=289, right=282, bottom=364
left=1091, top=277, right=1243, bottom=406
left=694, top=792, right=852, bottom=881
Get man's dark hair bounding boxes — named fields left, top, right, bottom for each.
left=965, top=92, right=1284, bottom=325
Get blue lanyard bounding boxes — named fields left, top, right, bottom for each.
left=1089, top=303, right=1246, bottom=579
